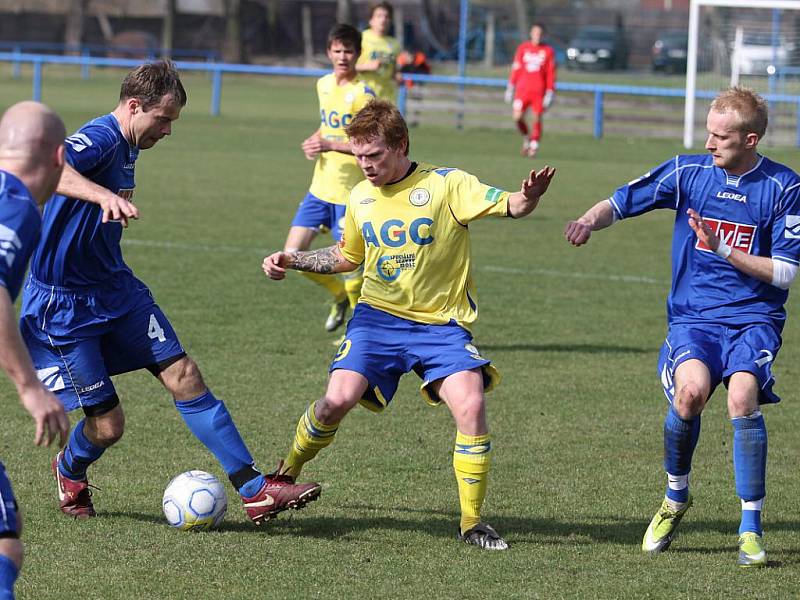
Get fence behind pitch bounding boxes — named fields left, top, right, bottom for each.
left=3, top=51, right=800, bottom=147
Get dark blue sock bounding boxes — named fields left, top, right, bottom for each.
left=174, top=391, right=262, bottom=492
left=733, top=413, right=767, bottom=536
left=0, top=554, right=18, bottom=600
left=59, top=419, right=106, bottom=481
left=663, top=405, right=700, bottom=503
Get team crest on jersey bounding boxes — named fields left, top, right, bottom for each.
left=345, top=93, right=354, bottom=104
left=785, top=215, right=800, bottom=239
left=695, top=218, right=755, bottom=255
left=0, top=224, right=22, bottom=268
left=409, top=188, right=430, bottom=207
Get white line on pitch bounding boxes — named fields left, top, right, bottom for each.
left=121, top=238, right=667, bottom=285
left=481, top=265, right=666, bottom=285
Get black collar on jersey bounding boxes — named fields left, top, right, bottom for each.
left=386, top=161, right=417, bottom=186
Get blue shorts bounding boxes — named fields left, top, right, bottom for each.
left=21, top=276, right=185, bottom=412
left=0, top=462, right=19, bottom=537
left=291, top=192, right=347, bottom=241
left=657, top=322, right=782, bottom=405
left=331, top=303, right=500, bottom=411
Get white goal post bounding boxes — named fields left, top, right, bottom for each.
left=684, top=0, right=800, bottom=148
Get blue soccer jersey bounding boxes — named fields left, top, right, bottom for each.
left=0, top=170, right=42, bottom=301
left=30, top=114, right=137, bottom=288
left=609, top=154, right=800, bottom=330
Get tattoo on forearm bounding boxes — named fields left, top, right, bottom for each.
left=290, top=247, right=342, bottom=274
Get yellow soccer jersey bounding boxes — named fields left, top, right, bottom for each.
left=357, top=29, right=401, bottom=102
left=308, top=74, right=375, bottom=205
left=340, top=162, right=510, bottom=328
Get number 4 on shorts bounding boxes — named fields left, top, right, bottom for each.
left=148, top=313, right=166, bottom=342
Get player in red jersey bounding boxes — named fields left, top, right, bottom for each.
left=506, top=23, right=556, bottom=157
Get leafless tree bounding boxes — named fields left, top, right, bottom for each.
left=64, top=0, right=86, bottom=54
left=223, top=0, right=243, bottom=63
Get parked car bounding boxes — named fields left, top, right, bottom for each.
left=652, top=30, right=712, bottom=74
left=566, top=26, right=629, bottom=70
left=652, top=31, right=689, bottom=73
left=732, top=33, right=793, bottom=76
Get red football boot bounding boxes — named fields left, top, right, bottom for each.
left=52, top=451, right=96, bottom=518
left=240, top=463, right=321, bottom=525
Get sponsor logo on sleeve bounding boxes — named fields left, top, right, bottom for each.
left=0, top=224, right=22, bottom=268
left=785, top=215, right=800, bottom=239
left=484, top=187, right=504, bottom=203
left=65, top=133, right=93, bottom=152
left=695, top=218, right=756, bottom=254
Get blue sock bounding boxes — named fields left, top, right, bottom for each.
left=174, top=390, right=263, bottom=494
left=740, top=509, right=762, bottom=536
left=733, top=412, right=767, bottom=536
left=59, top=419, right=106, bottom=480
left=0, top=554, right=18, bottom=600
left=663, top=405, right=700, bottom=503
left=238, top=475, right=266, bottom=498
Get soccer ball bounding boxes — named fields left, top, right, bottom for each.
left=162, top=470, right=228, bottom=531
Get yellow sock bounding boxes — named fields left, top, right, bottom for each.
left=282, top=402, right=340, bottom=480
left=342, top=268, right=363, bottom=309
left=300, top=271, right=346, bottom=301
left=453, top=431, right=491, bottom=534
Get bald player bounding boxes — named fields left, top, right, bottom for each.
left=0, top=101, right=71, bottom=600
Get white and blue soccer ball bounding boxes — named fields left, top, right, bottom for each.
left=162, top=470, right=227, bottom=531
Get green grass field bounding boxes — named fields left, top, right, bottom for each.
left=1, top=67, right=800, bottom=599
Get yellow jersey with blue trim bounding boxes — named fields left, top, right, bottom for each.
left=357, top=29, right=401, bottom=102
left=340, top=162, right=510, bottom=328
left=308, top=74, right=375, bottom=205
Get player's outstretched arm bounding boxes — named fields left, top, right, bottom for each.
left=564, top=199, right=616, bottom=247
left=301, top=131, right=352, bottom=158
left=507, top=166, right=556, bottom=218
left=687, top=208, right=788, bottom=287
left=0, top=288, right=69, bottom=447
left=356, top=59, right=382, bottom=73
left=58, top=163, right=139, bottom=227
left=262, top=244, right=358, bottom=280
left=301, top=130, right=323, bottom=160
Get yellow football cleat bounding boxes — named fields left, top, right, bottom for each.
left=642, top=496, right=692, bottom=553
left=738, top=532, right=767, bottom=568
